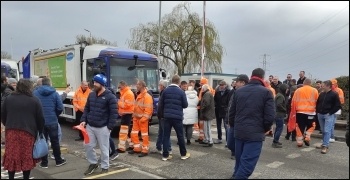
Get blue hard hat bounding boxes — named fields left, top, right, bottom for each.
left=93, top=74, right=107, bottom=86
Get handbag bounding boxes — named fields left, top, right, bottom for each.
left=33, top=133, right=49, bottom=159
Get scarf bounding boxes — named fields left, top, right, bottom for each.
left=250, top=76, right=268, bottom=87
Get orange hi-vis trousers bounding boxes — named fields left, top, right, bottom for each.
left=296, top=122, right=315, bottom=147
left=130, top=118, right=149, bottom=153
left=117, top=114, right=132, bottom=151
left=118, top=125, right=129, bottom=151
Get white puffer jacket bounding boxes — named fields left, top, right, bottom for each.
left=183, top=90, right=199, bottom=125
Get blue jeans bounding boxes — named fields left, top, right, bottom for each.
left=156, top=118, right=172, bottom=151
left=42, top=123, right=64, bottom=165
left=330, top=114, right=338, bottom=139
left=162, top=119, right=186, bottom=157
left=227, top=126, right=235, bottom=156
left=234, top=139, right=263, bottom=179
left=273, top=117, right=284, bottom=143
left=318, top=113, right=335, bottom=147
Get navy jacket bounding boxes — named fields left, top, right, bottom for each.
left=229, top=80, right=275, bottom=141
left=81, top=89, right=117, bottom=130
left=160, top=84, right=188, bottom=120
left=34, top=85, right=63, bottom=126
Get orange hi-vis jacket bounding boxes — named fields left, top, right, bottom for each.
left=72, top=87, right=91, bottom=112
left=268, top=86, right=276, bottom=98
left=118, top=87, right=135, bottom=114
left=334, top=87, right=345, bottom=104
left=292, top=85, right=319, bottom=114
left=133, top=89, right=153, bottom=122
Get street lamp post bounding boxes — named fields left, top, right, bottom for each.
left=84, top=29, right=92, bottom=44
left=157, top=1, right=161, bottom=60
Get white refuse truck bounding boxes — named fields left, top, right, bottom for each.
left=23, top=43, right=166, bottom=125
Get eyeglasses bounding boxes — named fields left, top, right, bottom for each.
left=287, top=77, right=291, bottom=78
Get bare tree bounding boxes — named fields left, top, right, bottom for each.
left=1, top=51, right=12, bottom=59
left=127, top=2, right=224, bottom=74
left=76, top=35, right=117, bottom=46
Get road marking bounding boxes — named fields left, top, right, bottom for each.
left=82, top=168, right=129, bottom=179
left=286, top=153, right=301, bottom=159
left=301, top=147, right=315, bottom=152
left=250, top=172, right=261, bottom=178
left=130, top=168, right=165, bottom=179
left=266, top=161, right=284, bottom=168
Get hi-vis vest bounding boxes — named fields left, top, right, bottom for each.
left=334, top=87, right=345, bottom=104
left=118, top=87, right=135, bottom=114
left=133, top=89, right=153, bottom=122
left=292, top=85, right=319, bottom=113
left=73, top=87, right=91, bottom=112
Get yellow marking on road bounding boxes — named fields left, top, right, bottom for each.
left=82, top=168, right=130, bottom=179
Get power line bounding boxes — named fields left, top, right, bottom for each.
left=272, top=42, right=349, bottom=74
left=270, top=5, right=349, bottom=61
left=270, top=38, right=349, bottom=68
left=269, top=23, right=349, bottom=67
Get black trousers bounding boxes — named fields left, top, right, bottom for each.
left=75, top=110, right=84, bottom=139
left=121, top=114, right=132, bottom=138
left=296, top=113, right=315, bottom=135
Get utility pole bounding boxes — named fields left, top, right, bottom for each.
left=201, top=1, right=206, bottom=78
left=234, top=68, right=238, bottom=74
left=260, top=54, right=270, bottom=73
left=157, top=1, right=161, bottom=60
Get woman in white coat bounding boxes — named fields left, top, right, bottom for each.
left=183, top=86, right=199, bottom=145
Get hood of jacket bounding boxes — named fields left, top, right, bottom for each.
left=36, top=85, right=56, bottom=96
left=186, top=90, right=197, bottom=99
left=278, top=84, right=288, bottom=95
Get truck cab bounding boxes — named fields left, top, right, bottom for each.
left=1, top=59, right=19, bottom=81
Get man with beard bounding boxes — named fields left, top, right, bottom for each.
left=80, top=74, right=118, bottom=175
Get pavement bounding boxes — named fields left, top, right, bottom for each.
left=1, top=119, right=348, bottom=179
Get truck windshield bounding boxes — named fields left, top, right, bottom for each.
left=109, top=58, right=159, bottom=92
left=1, top=67, right=17, bottom=79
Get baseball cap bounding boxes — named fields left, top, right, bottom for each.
left=234, top=74, right=249, bottom=84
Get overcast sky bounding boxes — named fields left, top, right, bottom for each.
left=1, top=1, right=349, bottom=81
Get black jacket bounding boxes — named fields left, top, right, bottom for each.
left=214, top=88, right=230, bottom=118
left=316, top=90, right=341, bottom=115
left=229, top=80, right=275, bottom=142
left=81, top=89, right=118, bottom=130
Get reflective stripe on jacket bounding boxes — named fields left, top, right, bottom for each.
left=292, top=85, right=319, bottom=113
left=118, top=87, right=135, bottom=114
left=133, top=89, right=153, bottom=122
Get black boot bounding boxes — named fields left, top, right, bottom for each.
left=187, top=140, right=191, bottom=145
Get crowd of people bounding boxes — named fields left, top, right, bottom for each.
left=0, top=68, right=349, bottom=179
